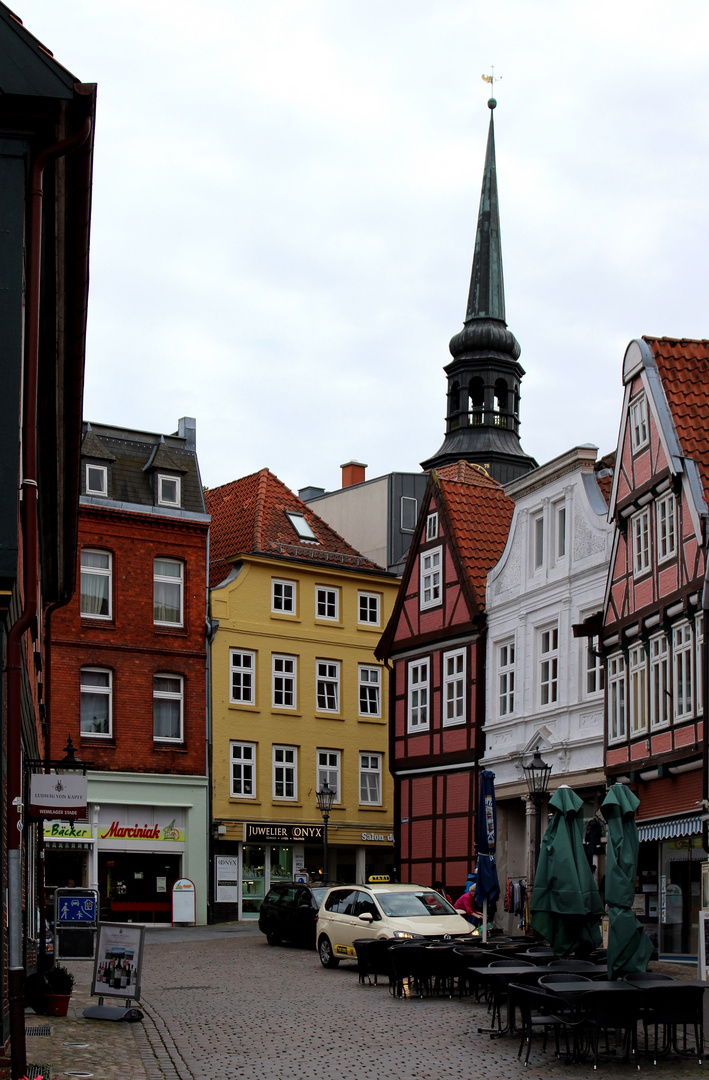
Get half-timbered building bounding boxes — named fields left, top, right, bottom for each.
left=376, top=461, right=514, bottom=896
left=602, top=336, right=709, bottom=958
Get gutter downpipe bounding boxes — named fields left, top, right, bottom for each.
left=6, top=117, right=91, bottom=1080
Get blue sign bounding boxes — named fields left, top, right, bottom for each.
left=58, top=895, right=96, bottom=923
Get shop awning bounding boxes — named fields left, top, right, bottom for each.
left=637, top=816, right=702, bottom=843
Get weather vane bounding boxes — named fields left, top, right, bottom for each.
left=481, top=67, right=501, bottom=106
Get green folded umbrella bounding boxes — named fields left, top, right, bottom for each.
left=602, top=783, right=653, bottom=978
left=530, top=786, right=604, bottom=956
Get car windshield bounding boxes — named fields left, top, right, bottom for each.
left=376, top=891, right=457, bottom=918
left=310, top=888, right=328, bottom=906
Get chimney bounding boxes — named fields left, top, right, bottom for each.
left=177, top=416, right=197, bottom=451
left=341, top=461, right=367, bottom=489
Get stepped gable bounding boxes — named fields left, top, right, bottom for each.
left=646, top=336, right=709, bottom=498
left=206, top=467, right=384, bottom=588
left=435, top=460, right=514, bottom=611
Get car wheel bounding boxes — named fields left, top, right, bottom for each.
left=266, top=931, right=282, bottom=946
left=318, top=935, right=339, bottom=968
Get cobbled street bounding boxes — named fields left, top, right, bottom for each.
left=29, top=926, right=708, bottom=1080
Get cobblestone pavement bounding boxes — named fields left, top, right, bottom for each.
left=26, top=927, right=708, bottom=1080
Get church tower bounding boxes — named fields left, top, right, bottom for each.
left=421, top=99, right=537, bottom=483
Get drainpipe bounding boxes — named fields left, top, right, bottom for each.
left=6, top=116, right=91, bottom=1080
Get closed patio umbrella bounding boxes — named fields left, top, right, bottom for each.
left=531, top=786, right=604, bottom=956
left=476, top=769, right=500, bottom=942
left=601, top=783, right=653, bottom=979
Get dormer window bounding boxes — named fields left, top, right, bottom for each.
left=158, top=474, right=181, bottom=507
left=285, top=511, right=318, bottom=543
left=86, top=463, right=107, bottom=497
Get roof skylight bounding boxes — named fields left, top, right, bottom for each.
left=286, top=511, right=319, bottom=543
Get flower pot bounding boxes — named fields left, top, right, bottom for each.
left=45, top=992, right=71, bottom=1017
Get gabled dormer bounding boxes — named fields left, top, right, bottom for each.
left=81, top=426, right=117, bottom=499
left=143, top=437, right=188, bottom=509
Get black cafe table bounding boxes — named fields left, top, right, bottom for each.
left=469, top=966, right=552, bottom=1035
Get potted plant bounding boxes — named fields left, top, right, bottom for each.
left=44, top=964, right=75, bottom=1016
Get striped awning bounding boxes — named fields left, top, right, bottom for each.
left=637, top=816, right=702, bottom=843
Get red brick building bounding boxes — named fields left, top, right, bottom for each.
left=48, top=419, right=210, bottom=923
left=376, top=461, right=514, bottom=896
left=602, top=337, right=709, bottom=958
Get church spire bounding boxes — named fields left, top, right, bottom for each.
left=465, top=98, right=506, bottom=324
left=421, top=98, right=536, bottom=484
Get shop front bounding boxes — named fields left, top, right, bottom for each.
left=635, top=815, right=707, bottom=958
left=213, top=821, right=395, bottom=921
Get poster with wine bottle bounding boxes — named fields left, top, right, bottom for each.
left=91, top=922, right=146, bottom=1000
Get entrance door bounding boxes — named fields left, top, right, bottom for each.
left=99, top=852, right=181, bottom=923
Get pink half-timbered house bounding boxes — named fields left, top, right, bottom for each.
left=376, top=461, right=514, bottom=896
left=602, top=336, right=709, bottom=957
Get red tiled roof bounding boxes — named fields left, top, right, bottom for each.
left=594, top=451, right=615, bottom=508
left=434, top=461, right=514, bottom=611
left=645, top=337, right=709, bottom=499
left=205, top=468, right=383, bottom=588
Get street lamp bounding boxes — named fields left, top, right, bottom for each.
left=523, top=751, right=552, bottom=882
left=316, top=781, right=336, bottom=884
left=56, top=736, right=85, bottom=774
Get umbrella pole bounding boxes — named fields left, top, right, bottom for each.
left=482, top=897, right=488, bottom=943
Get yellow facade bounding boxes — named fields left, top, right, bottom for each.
left=210, top=553, right=398, bottom=909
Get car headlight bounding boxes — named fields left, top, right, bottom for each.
left=392, top=931, right=424, bottom=939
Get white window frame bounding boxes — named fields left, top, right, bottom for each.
left=630, top=394, right=649, bottom=452
left=80, top=667, right=112, bottom=738
left=532, top=512, right=544, bottom=571
left=157, top=473, right=181, bottom=507
left=153, top=558, right=184, bottom=626
left=425, top=512, right=438, bottom=542
left=498, top=638, right=515, bottom=717
left=539, top=624, right=559, bottom=707
left=272, top=578, right=296, bottom=615
left=650, top=634, right=669, bottom=729
left=608, top=653, right=626, bottom=742
left=230, top=741, right=256, bottom=798
left=442, top=648, right=465, bottom=726
left=316, top=749, right=341, bottom=803
left=696, top=614, right=704, bottom=716
left=359, top=752, right=382, bottom=805
left=315, top=586, right=339, bottom=621
left=273, top=745, right=297, bottom=801
left=229, top=649, right=255, bottom=705
left=628, top=643, right=647, bottom=735
left=656, top=493, right=676, bottom=563
left=632, top=508, right=650, bottom=577
left=420, top=547, right=442, bottom=610
left=554, top=501, right=566, bottom=560
left=358, top=592, right=380, bottom=626
left=85, top=462, right=107, bottom=496
left=407, top=659, right=429, bottom=731
left=358, top=665, right=381, bottom=718
left=272, top=654, right=297, bottom=709
left=153, top=673, right=184, bottom=742
left=316, top=660, right=340, bottom=713
left=80, top=549, right=112, bottom=620
left=401, top=496, right=418, bottom=532
left=673, top=622, right=693, bottom=720
left=585, top=640, right=605, bottom=697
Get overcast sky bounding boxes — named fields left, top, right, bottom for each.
left=20, top=1, right=709, bottom=495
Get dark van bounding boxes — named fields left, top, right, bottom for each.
left=258, top=882, right=329, bottom=947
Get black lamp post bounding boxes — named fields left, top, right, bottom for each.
left=315, top=781, right=335, bottom=884
left=56, top=736, right=84, bottom=774
left=523, top=751, right=552, bottom=883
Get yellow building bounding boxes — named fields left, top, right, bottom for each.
left=207, top=469, right=398, bottom=920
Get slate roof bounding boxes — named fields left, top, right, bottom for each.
left=434, top=461, right=514, bottom=612
left=206, top=468, right=387, bottom=589
left=646, top=336, right=709, bottom=499
left=80, top=421, right=205, bottom=514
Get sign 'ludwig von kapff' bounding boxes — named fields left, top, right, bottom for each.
left=30, top=773, right=88, bottom=819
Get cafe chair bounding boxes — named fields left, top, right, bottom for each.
left=352, top=938, right=392, bottom=987
left=635, top=984, right=703, bottom=1065
left=388, top=944, right=431, bottom=999
left=578, top=987, right=641, bottom=1070
left=508, top=983, right=571, bottom=1066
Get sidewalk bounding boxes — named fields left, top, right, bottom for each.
left=25, top=962, right=193, bottom=1080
